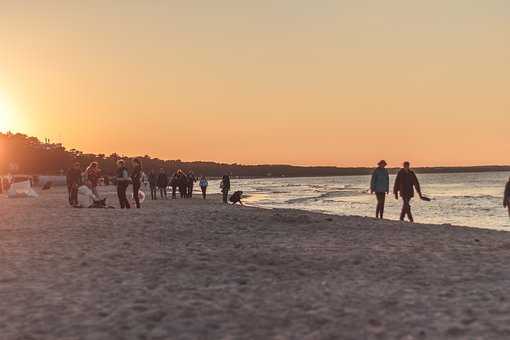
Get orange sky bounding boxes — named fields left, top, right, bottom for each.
left=0, top=1, right=508, bottom=167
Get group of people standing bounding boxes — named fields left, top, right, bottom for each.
left=147, top=169, right=206, bottom=200
left=66, top=159, right=238, bottom=209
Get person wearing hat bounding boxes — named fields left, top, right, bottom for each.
left=370, top=160, right=390, bottom=219
left=394, top=161, right=423, bottom=222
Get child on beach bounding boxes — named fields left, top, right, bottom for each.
left=230, top=191, right=244, bottom=205
left=504, top=177, right=510, bottom=218
left=370, top=160, right=389, bottom=219
left=199, top=175, right=208, bottom=199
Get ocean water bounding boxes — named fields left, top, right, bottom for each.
left=222, top=172, right=510, bottom=230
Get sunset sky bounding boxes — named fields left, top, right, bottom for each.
left=0, top=1, right=508, bottom=167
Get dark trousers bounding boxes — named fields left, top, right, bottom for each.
left=188, top=184, right=194, bottom=198
left=179, top=186, right=186, bottom=198
left=201, top=186, right=207, bottom=199
left=69, top=185, right=78, bottom=206
left=172, top=186, right=177, bottom=199
left=150, top=186, right=157, bottom=200
left=117, top=185, right=130, bottom=209
left=133, top=183, right=141, bottom=208
left=222, top=190, right=229, bottom=203
left=400, top=197, right=413, bottom=222
left=375, top=192, right=386, bottom=219
left=159, top=187, right=167, bottom=199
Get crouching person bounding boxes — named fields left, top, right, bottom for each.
left=230, top=191, right=244, bottom=206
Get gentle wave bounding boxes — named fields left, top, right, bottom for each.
left=285, top=189, right=366, bottom=204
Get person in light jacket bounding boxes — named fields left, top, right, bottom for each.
left=370, top=160, right=390, bottom=219
left=199, top=175, right=208, bottom=199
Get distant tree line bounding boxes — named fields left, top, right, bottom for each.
left=1, top=132, right=509, bottom=178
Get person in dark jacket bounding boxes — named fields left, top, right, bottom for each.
left=186, top=171, right=196, bottom=198
left=177, top=170, right=187, bottom=198
left=157, top=169, right=168, bottom=199
left=66, top=162, right=83, bottom=206
left=220, top=175, right=231, bottom=204
left=504, top=177, right=510, bottom=218
left=170, top=173, right=178, bottom=199
left=393, top=161, right=422, bottom=222
left=116, top=160, right=131, bottom=209
left=230, top=190, right=244, bottom=205
left=148, top=169, right=158, bottom=200
left=370, top=160, right=390, bottom=219
left=131, top=159, right=142, bottom=208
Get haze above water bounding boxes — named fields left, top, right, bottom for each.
left=226, top=171, right=510, bottom=230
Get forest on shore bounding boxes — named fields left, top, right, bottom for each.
left=1, top=132, right=509, bottom=178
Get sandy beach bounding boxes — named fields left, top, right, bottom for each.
left=1, top=186, right=510, bottom=340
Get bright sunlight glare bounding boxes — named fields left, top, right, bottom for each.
left=0, top=92, right=13, bottom=133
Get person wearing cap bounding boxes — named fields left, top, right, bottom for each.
left=393, top=161, right=423, bottom=222
left=370, top=160, right=390, bottom=219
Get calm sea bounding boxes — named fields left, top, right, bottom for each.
left=221, top=172, right=510, bottom=230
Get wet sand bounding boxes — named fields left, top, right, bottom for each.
left=1, top=186, right=510, bottom=339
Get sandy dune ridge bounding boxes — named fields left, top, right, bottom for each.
left=1, top=187, right=510, bottom=339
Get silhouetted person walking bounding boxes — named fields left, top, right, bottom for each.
left=148, top=170, right=157, bottom=200
left=187, top=171, right=196, bottom=198
left=177, top=170, right=187, bottom=198
left=220, top=175, right=230, bottom=203
left=131, top=159, right=142, bottom=208
left=116, top=160, right=131, bottom=209
left=66, top=162, right=82, bottom=206
left=370, top=160, right=389, bottom=219
left=394, top=161, right=422, bottom=222
left=157, top=168, right=168, bottom=199
left=504, top=177, right=510, bottom=218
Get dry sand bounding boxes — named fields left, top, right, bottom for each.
left=1, top=186, right=510, bottom=340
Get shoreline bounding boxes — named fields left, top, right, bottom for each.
left=2, top=187, right=510, bottom=339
